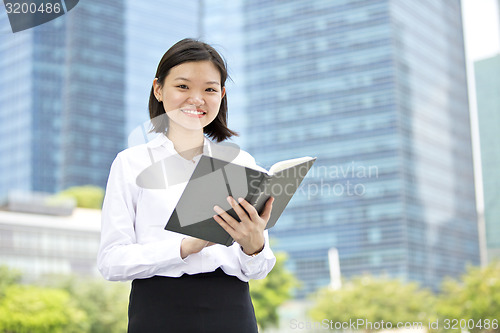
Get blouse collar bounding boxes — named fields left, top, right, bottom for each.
left=147, top=133, right=213, bottom=157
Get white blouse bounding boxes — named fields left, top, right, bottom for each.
left=97, top=133, right=276, bottom=282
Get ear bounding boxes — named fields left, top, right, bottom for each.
left=153, top=78, right=163, bottom=101
left=221, top=86, right=226, bottom=100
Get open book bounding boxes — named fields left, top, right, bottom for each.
left=165, top=155, right=316, bottom=246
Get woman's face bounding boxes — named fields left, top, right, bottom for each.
left=153, top=60, right=225, bottom=134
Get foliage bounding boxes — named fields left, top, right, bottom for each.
left=250, top=252, right=299, bottom=330
left=434, top=261, right=500, bottom=333
left=308, top=274, right=436, bottom=331
left=57, top=185, right=105, bottom=209
left=0, top=266, right=129, bottom=333
left=0, top=285, right=88, bottom=333
left=59, top=276, right=130, bottom=333
left=0, top=265, right=22, bottom=297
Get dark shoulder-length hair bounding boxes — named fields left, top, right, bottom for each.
left=149, top=38, right=238, bottom=142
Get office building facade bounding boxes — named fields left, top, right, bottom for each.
left=0, top=0, right=126, bottom=197
left=59, top=0, right=126, bottom=190
left=475, top=54, right=500, bottom=261
left=201, top=0, right=249, bottom=147
left=124, top=1, right=201, bottom=136
left=243, top=0, right=479, bottom=296
left=0, top=1, right=209, bottom=198
left=0, top=208, right=101, bottom=280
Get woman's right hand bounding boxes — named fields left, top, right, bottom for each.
left=180, top=237, right=215, bottom=259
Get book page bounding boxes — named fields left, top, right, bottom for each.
left=269, top=156, right=315, bottom=175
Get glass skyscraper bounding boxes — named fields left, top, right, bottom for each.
left=242, top=0, right=479, bottom=296
left=202, top=0, right=249, bottom=148
left=60, top=0, right=126, bottom=190
left=475, top=54, right=500, bottom=261
left=125, top=1, right=201, bottom=136
left=0, top=1, right=202, bottom=197
left=0, top=13, right=40, bottom=197
left=0, top=0, right=125, bottom=197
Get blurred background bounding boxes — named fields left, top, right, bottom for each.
left=0, top=0, right=499, bottom=332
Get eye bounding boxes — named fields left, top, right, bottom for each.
left=176, top=84, right=188, bottom=89
left=206, top=88, right=218, bottom=92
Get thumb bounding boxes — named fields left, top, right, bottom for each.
left=260, top=196, right=274, bottom=222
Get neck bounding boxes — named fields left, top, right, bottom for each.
left=166, top=127, right=205, bottom=160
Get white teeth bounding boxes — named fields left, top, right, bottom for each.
left=182, top=109, right=204, bottom=115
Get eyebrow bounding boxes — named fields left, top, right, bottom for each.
left=174, top=77, right=220, bottom=85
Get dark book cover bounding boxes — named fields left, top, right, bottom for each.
left=165, top=155, right=316, bottom=246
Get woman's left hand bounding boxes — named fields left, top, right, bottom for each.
left=213, top=196, right=274, bottom=255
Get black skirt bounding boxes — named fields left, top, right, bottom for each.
left=127, top=268, right=258, bottom=333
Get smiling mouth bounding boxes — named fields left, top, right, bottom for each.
left=181, top=109, right=206, bottom=115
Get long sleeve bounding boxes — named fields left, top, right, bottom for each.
left=97, top=135, right=277, bottom=282
left=235, top=230, right=276, bottom=280
left=97, top=153, right=187, bottom=281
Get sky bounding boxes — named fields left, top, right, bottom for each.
left=462, top=0, right=500, bottom=60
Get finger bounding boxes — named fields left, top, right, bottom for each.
left=227, top=196, right=250, bottom=222
left=213, top=205, right=240, bottom=230
left=237, top=197, right=260, bottom=221
left=260, top=196, right=274, bottom=222
left=213, top=214, right=238, bottom=238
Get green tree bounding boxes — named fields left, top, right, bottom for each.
left=309, top=275, right=436, bottom=331
left=435, top=261, right=500, bottom=333
left=55, top=276, right=130, bottom=333
left=0, top=285, right=88, bottom=333
left=0, top=265, right=22, bottom=297
left=58, top=185, right=104, bottom=209
left=250, top=252, right=299, bottom=330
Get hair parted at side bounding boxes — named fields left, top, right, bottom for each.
left=148, top=38, right=238, bottom=142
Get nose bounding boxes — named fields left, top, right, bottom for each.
left=187, top=93, right=204, bottom=105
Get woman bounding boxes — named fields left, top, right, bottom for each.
left=97, top=38, right=276, bottom=332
